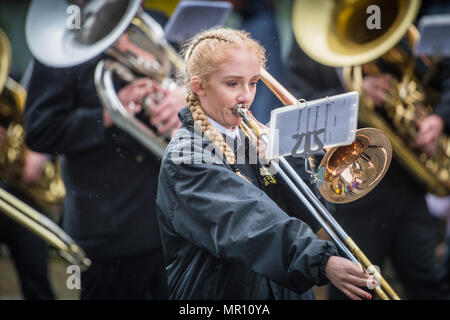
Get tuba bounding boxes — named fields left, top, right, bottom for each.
left=26, top=0, right=183, bottom=158
left=292, top=0, right=450, bottom=196
left=0, top=28, right=90, bottom=269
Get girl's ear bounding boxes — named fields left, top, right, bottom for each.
left=191, top=76, right=205, bottom=97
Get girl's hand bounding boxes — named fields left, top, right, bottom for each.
left=325, top=256, right=374, bottom=300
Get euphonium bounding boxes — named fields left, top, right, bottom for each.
left=26, top=0, right=184, bottom=158
left=292, top=0, right=450, bottom=196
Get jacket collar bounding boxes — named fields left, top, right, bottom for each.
left=178, top=106, right=241, bottom=141
left=178, top=106, right=194, bottom=131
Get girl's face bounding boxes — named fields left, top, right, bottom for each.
left=192, top=47, right=261, bottom=129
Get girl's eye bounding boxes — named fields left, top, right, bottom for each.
left=228, top=82, right=238, bottom=87
left=250, top=81, right=258, bottom=87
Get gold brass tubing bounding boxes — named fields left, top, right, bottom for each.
left=373, top=286, right=389, bottom=300
left=0, top=188, right=91, bottom=269
left=239, top=122, right=257, bottom=143
left=0, top=188, right=47, bottom=225
left=0, top=196, right=69, bottom=253
left=260, top=68, right=298, bottom=105
left=345, top=237, right=401, bottom=300
left=245, top=117, right=264, bottom=141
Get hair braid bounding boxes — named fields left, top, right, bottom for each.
left=181, top=28, right=266, bottom=90
left=187, top=93, right=250, bottom=183
left=185, top=34, right=231, bottom=62
left=182, top=27, right=266, bottom=183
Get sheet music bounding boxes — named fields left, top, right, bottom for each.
left=267, top=91, right=359, bottom=158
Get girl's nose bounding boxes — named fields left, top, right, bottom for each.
left=237, top=86, right=252, bottom=104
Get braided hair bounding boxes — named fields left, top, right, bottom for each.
left=187, top=92, right=249, bottom=179
left=182, top=28, right=266, bottom=181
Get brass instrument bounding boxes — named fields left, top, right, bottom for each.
left=235, top=67, right=399, bottom=300
left=0, top=188, right=91, bottom=270
left=0, top=77, right=66, bottom=215
left=260, top=69, right=392, bottom=204
left=26, top=0, right=184, bottom=158
left=292, top=0, right=450, bottom=196
left=0, top=28, right=89, bottom=269
left=0, top=28, right=65, bottom=215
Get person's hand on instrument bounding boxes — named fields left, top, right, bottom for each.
left=103, top=78, right=159, bottom=128
left=362, top=73, right=392, bottom=107
left=415, top=114, right=444, bottom=154
left=325, top=256, right=374, bottom=300
left=22, top=150, right=48, bottom=185
left=148, top=86, right=185, bottom=135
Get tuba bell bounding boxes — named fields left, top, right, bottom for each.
left=292, top=0, right=450, bottom=196
left=26, top=0, right=184, bottom=158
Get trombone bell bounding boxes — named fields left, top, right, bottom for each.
left=318, top=128, right=392, bottom=203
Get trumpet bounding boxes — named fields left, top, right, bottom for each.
left=233, top=68, right=399, bottom=300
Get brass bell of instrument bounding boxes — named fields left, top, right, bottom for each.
left=0, top=28, right=66, bottom=215
left=292, top=0, right=421, bottom=67
left=26, top=0, right=183, bottom=159
left=292, top=0, right=450, bottom=196
left=317, top=128, right=392, bottom=203
left=0, top=28, right=88, bottom=269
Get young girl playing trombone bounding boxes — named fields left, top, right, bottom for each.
left=156, top=27, right=373, bottom=300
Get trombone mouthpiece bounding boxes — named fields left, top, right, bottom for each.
left=233, top=104, right=249, bottom=117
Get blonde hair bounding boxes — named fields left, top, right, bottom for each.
left=182, top=28, right=266, bottom=88
left=182, top=28, right=266, bottom=181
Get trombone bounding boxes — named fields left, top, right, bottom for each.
left=234, top=68, right=399, bottom=300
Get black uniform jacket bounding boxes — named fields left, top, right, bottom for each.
left=156, top=107, right=338, bottom=299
